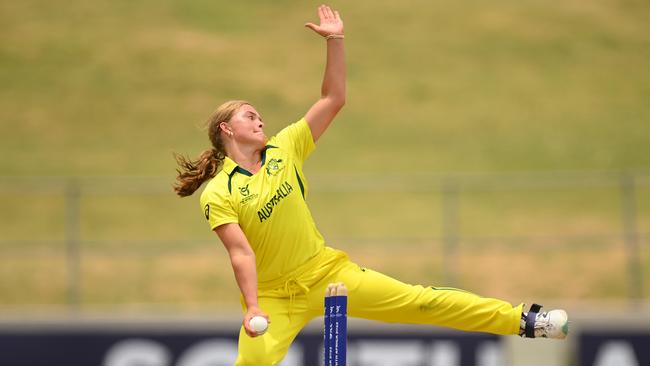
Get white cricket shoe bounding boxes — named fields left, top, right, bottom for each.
left=520, top=304, right=569, bottom=339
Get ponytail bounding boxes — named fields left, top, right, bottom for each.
left=173, top=148, right=224, bottom=197
left=173, top=99, right=250, bottom=197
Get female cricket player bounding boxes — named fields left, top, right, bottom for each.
left=174, top=5, right=569, bottom=365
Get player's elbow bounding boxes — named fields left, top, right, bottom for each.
left=328, top=96, right=346, bottom=111
left=229, top=250, right=256, bottom=268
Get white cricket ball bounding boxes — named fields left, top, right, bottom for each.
left=250, top=316, right=268, bottom=335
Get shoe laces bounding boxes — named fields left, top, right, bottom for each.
left=533, top=311, right=553, bottom=338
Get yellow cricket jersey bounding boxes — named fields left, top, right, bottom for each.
left=199, top=118, right=325, bottom=282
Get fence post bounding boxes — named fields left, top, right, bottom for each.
left=620, top=172, right=643, bottom=303
left=65, top=179, right=81, bottom=311
left=441, top=178, right=460, bottom=286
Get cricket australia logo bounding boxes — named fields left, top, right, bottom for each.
left=265, top=158, right=285, bottom=176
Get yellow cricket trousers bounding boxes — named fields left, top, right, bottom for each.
left=235, top=247, right=523, bottom=366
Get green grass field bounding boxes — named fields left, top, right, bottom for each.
left=1, top=0, right=649, bottom=310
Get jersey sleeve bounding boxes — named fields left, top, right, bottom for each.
left=200, top=185, right=238, bottom=230
left=270, top=118, right=316, bottom=163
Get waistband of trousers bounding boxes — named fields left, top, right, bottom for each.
left=257, top=246, right=347, bottom=292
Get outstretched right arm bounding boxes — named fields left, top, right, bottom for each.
left=304, top=4, right=346, bottom=143
left=215, top=223, right=269, bottom=337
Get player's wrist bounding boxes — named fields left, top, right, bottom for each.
left=246, top=304, right=260, bottom=312
left=324, top=33, right=345, bottom=40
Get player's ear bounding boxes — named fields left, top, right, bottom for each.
left=220, top=122, right=233, bottom=136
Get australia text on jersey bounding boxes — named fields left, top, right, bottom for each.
left=257, top=181, right=293, bottom=222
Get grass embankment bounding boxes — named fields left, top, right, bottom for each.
left=1, top=0, right=649, bottom=309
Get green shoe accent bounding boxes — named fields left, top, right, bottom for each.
left=562, top=321, right=570, bottom=336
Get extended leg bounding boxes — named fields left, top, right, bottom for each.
left=332, top=261, right=522, bottom=335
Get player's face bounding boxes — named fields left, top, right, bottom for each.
left=229, top=105, right=267, bottom=146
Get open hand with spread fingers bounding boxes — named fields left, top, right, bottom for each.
left=305, top=4, right=344, bottom=38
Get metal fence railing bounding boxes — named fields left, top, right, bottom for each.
left=0, top=169, right=648, bottom=310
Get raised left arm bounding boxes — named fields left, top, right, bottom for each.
left=304, top=5, right=346, bottom=143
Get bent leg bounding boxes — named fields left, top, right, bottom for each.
left=334, top=261, right=522, bottom=335
left=235, top=296, right=313, bottom=366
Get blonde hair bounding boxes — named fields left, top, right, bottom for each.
left=173, top=100, right=250, bottom=197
